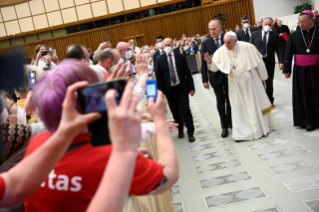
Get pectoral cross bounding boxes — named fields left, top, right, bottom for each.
left=306, top=49, right=310, bottom=53
left=232, top=65, right=236, bottom=70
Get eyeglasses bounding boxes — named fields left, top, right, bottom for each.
left=298, top=20, right=309, bottom=25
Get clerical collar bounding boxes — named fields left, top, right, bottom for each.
left=302, top=25, right=315, bottom=33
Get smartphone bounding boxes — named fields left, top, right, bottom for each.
left=146, top=79, right=157, bottom=102
left=29, top=70, right=36, bottom=90
left=41, top=51, right=48, bottom=56
left=53, top=49, right=57, bottom=56
left=77, top=79, right=127, bottom=146
left=106, top=36, right=110, bottom=42
left=131, top=63, right=137, bottom=75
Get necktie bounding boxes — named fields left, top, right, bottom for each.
left=215, top=38, right=220, bottom=48
left=168, top=54, right=177, bottom=84
left=262, top=32, right=267, bottom=56
left=246, top=29, right=250, bottom=40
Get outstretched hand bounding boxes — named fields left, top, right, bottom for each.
left=106, top=82, right=143, bottom=152
left=204, top=52, right=213, bottom=65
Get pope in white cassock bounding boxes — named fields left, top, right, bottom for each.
left=204, top=31, right=274, bottom=141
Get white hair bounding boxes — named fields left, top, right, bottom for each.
left=224, top=31, right=237, bottom=40
left=209, top=19, right=221, bottom=26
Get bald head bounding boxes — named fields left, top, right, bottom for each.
left=277, top=20, right=282, bottom=26
left=313, top=10, right=318, bottom=17
left=163, top=38, right=173, bottom=47
left=208, top=20, right=221, bottom=38
left=116, top=42, right=131, bottom=60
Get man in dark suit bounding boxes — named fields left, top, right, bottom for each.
left=153, top=35, right=164, bottom=71
left=155, top=38, right=196, bottom=142
left=201, top=20, right=231, bottom=138
left=236, top=15, right=258, bottom=42
left=250, top=17, right=284, bottom=105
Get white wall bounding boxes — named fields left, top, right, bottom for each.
left=253, top=0, right=308, bottom=23
left=312, top=0, right=319, bottom=9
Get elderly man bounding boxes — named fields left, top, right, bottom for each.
left=276, top=20, right=290, bottom=57
left=93, top=49, right=121, bottom=76
left=283, top=10, right=319, bottom=131
left=155, top=38, right=196, bottom=142
left=116, top=42, right=133, bottom=64
left=204, top=32, right=274, bottom=141
left=314, top=10, right=319, bottom=25
left=201, top=20, right=231, bottom=138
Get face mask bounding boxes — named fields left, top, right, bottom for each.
left=243, top=23, right=249, bottom=29
left=164, top=47, right=172, bottom=54
left=158, top=42, right=163, bottom=48
left=125, top=51, right=132, bottom=60
left=109, top=60, right=116, bottom=74
left=0, top=108, right=8, bottom=124
left=263, top=25, right=271, bottom=32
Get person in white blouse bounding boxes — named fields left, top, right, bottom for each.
left=34, top=45, right=59, bottom=70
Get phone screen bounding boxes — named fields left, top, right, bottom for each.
left=29, top=71, right=36, bottom=90
left=78, top=79, right=126, bottom=114
left=41, top=51, right=48, bottom=56
left=77, top=79, right=127, bottom=147
left=147, top=84, right=156, bottom=96
left=131, top=63, right=137, bottom=75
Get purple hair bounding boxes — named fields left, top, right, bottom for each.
left=32, top=60, right=99, bottom=133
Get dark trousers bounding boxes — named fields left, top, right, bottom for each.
left=166, top=84, right=194, bottom=135
left=210, top=77, right=231, bottom=129
left=263, top=57, right=275, bottom=104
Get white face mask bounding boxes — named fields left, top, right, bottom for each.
left=243, top=23, right=250, bottom=29
left=125, top=51, right=132, bottom=60
left=164, top=47, right=172, bottom=54
left=158, top=42, right=163, bottom=48
left=0, top=108, right=8, bottom=124
left=263, top=25, right=271, bottom=32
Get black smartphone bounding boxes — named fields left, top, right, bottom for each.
left=29, top=70, right=36, bottom=90
left=41, top=51, right=48, bottom=56
left=77, top=79, right=127, bottom=146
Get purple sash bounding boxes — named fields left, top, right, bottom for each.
left=295, top=55, right=319, bottom=66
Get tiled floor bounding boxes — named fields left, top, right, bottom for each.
left=171, top=68, right=319, bottom=212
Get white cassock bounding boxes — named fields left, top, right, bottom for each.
left=208, top=41, right=274, bottom=141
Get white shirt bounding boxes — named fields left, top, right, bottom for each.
left=166, top=51, right=180, bottom=86
left=38, top=59, right=56, bottom=70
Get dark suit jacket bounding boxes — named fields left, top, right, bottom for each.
left=200, top=35, right=226, bottom=88
left=153, top=49, right=163, bottom=71
left=315, top=16, right=319, bottom=26
left=249, top=30, right=284, bottom=66
left=155, top=52, right=195, bottom=96
left=188, top=44, right=199, bottom=55
left=236, top=27, right=258, bottom=42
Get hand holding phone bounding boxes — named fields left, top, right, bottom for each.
left=77, top=79, right=127, bottom=146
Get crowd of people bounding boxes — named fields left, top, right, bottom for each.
left=0, top=8, right=318, bottom=212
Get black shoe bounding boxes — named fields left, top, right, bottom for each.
left=228, top=123, right=232, bottom=129
left=306, top=125, right=318, bottom=131
left=300, top=125, right=306, bottom=129
left=221, top=129, right=229, bottom=138
left=188, top=135, right=196, bottom=142
left=178, top=131, right=185, bottom=138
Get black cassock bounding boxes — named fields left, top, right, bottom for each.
left=276, top=25, right=290, bottom=57
left=283, top=26, right=319, bottom=128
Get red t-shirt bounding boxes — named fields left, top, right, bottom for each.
left=24, top=131, right=164, bottom=212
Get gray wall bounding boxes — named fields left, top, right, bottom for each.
left=253, top=0, right=309, bottom=22
left=312, top=0, right=319, bottom=9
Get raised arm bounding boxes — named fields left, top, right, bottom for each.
left=147, top=91, right=179, bottom=194
left=0, top=82, right=101, bottom=207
